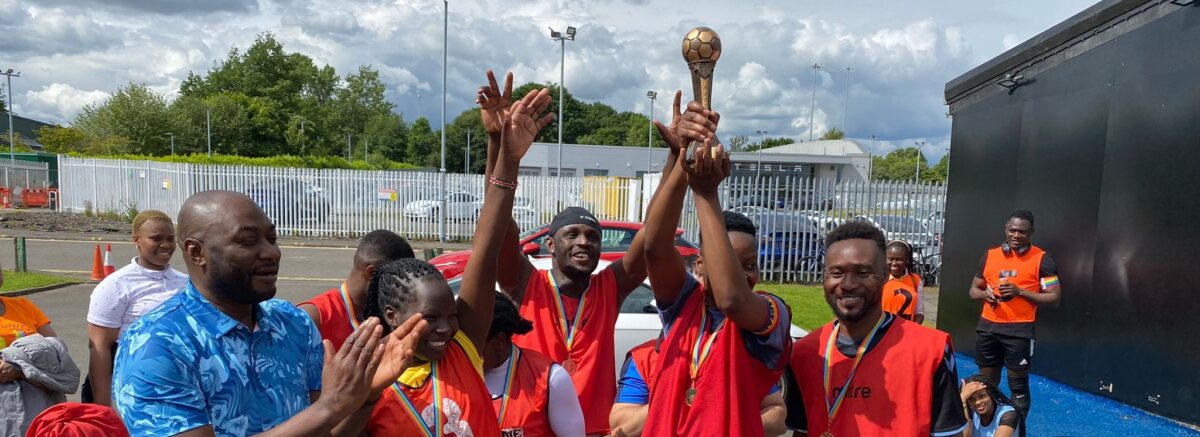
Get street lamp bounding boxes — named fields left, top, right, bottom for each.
left=755, top=130, right=768, bottom=179
left=4, top=68, right=21, bottom=164
left=465, top=128, right=473, bottom=174
left=439, top=0, right=449, bottom=242
left=646, top=90, right=657, bottom=174
left=550, top=25, right=577, bottom=200
left=914, top=140, right=927, bottom=181
left=808, top=63, right=821, bottom=141
left=842, top=66, right=853, bottom=134
left=868, top=135, right=876, bottom=182
left=206, top=107, right=212, bottom=156
left=164, top=133, right=175, bottom=155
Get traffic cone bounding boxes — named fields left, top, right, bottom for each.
left=103, top=244, right=116, bottom=277
left=90, top=245, right=105, bottom=281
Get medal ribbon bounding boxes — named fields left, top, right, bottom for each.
left=547, top=273, right=587, bottom=351
left=689, top=309, right=723, bottom=381
left=495, top=345, right=521, bottom=425
left=822, top=314, right=887, bottom=429
left=390, top=361, right=442, bottom=437
left=336, top=282, right=360, bottom=331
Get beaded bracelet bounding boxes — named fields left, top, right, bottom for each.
left=489, top=176, right=517, bottom=190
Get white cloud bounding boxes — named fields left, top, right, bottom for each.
left=21, top=83, right=110, bottom=124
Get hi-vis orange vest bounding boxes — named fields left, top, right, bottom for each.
left=882, top=273, right=922, bottom=320
left=981, top=245, right=1046, bottom=324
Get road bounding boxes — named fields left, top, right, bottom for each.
left=3, top=236, right=375, bottom=402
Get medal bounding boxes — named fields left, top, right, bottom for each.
left=548, top=273, right=587, bottom=373
left=336, top=282, right=360, bottom=331
left=495, top=345, right=521, bottom=426
left=822, top=314, right=887, bottom=435
left=686, top=387, right=697, bottom=406
left=391, top=361, right=443, bottom=437
left=686, top=309, right=722, bottom=407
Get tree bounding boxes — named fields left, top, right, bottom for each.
left=36, top=126, right=128, bottom=155
left=821, top=128, right=845, bottom=140
left=745, top=136, right=795, bottom=152
left=405, top=117, right=440, bottom=168
left=869, top=147, right=944, bottom=182
left=73, top=83, right=171, bottom=155
left=727, top=135, right=750, bottom=151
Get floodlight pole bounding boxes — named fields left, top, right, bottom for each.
left=3, top=69, right=19, bottom=165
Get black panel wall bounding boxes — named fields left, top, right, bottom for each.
left=940, top=5, right=1200, bottom=424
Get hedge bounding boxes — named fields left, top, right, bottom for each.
left=69, top=152, right=424, bottom=171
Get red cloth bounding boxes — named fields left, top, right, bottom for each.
left=493, top=348, right=554, bottom=437
left=25, top=402, right=130, bottom=437
left=300, top=287, right=355, bottom=350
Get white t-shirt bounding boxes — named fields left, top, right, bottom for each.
left=87, top=258, right=188, bottom=334
left=485, top=352, right=586, bottom=437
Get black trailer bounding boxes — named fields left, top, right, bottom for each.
left=940, top=0, right=1200, bottom=425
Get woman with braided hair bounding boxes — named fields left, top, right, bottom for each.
left=960, top=374, right=1019, bottom=437
left=358, top=86, right=556, bottom=437
left=882, top=240, right=925, bottom=323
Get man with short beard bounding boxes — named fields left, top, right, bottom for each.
left=112, top=191, right=426, bottom=436
left=782, top=221, right=967, bottom=437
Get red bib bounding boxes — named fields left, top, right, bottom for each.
left=789, top=317, right=949, bottom=436
left=299, top=286, right=354, bottom=350
left=513, top=268, right=619, bottom=435
left=643, top=284, right=786, bottom=437
left=626, top=339, right=658, bottom=389
left=368, top=333, right=500, bottom=437
left=493, top=347, right=554, bottom=437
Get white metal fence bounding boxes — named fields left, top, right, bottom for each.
left=59, top=156, right=944, bottom=283
left=1, top=161, right=52, bottom=191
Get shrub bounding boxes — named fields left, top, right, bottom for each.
left=68, top=152, right=423, bottom=171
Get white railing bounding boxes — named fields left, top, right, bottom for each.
left=1, top=160, right=51, bottom=191
left=59, top=156, right=944, bottom=282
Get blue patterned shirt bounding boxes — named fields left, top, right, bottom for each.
left=113, top=282, right=324, bottom=436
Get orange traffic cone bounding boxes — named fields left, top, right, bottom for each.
left=103, top=244, right=116, bottom=277
left=90, top=245, right=105, bottom=281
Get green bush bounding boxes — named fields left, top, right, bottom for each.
left=69, top=152, right=423, bottom=171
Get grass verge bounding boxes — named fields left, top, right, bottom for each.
left=1, top=270, right=75, bottom=294
left=757, top=283, right=835, bottom=331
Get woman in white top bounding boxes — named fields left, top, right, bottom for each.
left=84, top=210, right=188, bottom=406
left=961, top=374, right=1020, bottom=437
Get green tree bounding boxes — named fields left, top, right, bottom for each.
left=820, top=128, right=845, bottom=140
left=727, top=135, right=750, bottom=151
left=73, top=83, right=171, bottom=155
left=871, top=147, right=939, bottom=181
left=406, top=117, right=440, bottom=168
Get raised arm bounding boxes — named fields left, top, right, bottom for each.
left=642, top=96, right=720, bottom=307
left=459, top=88, right=555, bottom=350
left=478, top=70, right=536, bottom=303
left=684, top=143, right=771, bottom=330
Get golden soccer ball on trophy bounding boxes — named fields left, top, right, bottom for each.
left=682, top=27, right=722, bottom=64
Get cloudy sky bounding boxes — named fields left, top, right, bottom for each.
left=1, top=0, right=1099, bottom=161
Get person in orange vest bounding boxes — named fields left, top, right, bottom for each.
left=783, top=221, right=968, bottom=436
left=299, top=229, right=415, bottom=350
left=608, top=338, right=787, bottom=437
left=481, top=71, right=652, bottom=436
left=485, top=292, right=585, bottom=437
left=361, top=87, right=555, bottom=437
left=968, top=209, right=1061, bottom=434
left=637, top=99, right=793, bottom=437
left=881, top=240, right=925, bottom=324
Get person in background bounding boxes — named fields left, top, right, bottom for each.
left=85, top=210, right=188, bottom=405
left=960, top=374, right=1018, bottom=437
left=882, top=240, right=925, bottom=324
left=485, top=292, right=584, bottom=437
left=300, top=229, right=415, bottom=350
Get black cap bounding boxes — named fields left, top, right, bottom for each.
left=548, top=206, right=601, bottom=237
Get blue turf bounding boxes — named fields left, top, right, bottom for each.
left=955, top=354, right=1200, bottom=436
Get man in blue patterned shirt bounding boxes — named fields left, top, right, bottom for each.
left=113, top=191, right=427, bottom=436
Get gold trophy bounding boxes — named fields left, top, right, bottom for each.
left=681, top=26, right=721, bottom=165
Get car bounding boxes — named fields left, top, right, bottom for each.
left=742, top=210, right=826, bottom=272
left=428, top=220, right=701, bottom=281
left=245, top=180, right=331, bottom=226
left=444, top=258, right=807, bottom=377
left=851, top=214, right=937, bottom=255
left=403, top=191, right=480, bottom=221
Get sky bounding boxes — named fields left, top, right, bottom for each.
left=0, top=0, right=1101, bottom=162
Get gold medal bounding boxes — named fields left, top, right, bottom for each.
left=686, top=387, right=697, bottom=406
left=821, top=432, right=834, bottom=437
left=563, top=358, right=577, bottom=374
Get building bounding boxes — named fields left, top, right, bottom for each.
left=0, top=111, right=53, bottom=150
left=518, top=139, right=870, bottom=182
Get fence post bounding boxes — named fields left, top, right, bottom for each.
left=13, top=237, right=27, bottom=273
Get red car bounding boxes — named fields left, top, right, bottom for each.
left=429, top=220, right=701, bottom=280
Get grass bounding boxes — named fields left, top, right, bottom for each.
left=0, top=270, right=75, bottom=294
left=757, top=283, right=835, bottom=331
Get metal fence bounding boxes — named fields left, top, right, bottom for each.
left=1, top=160, right=52, bottom=191
left=59, top=156, right=944, bottom=283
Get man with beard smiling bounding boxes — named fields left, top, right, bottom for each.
left=782, top=221, right=967, bottom=437
left=112, top=191, right=427, bottom=436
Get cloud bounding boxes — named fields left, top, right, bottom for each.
left=44, top=0, right=257, bottom=15
left=21, top=83, right=110, bottom=124
left=0, top=6, right=123, bottom=56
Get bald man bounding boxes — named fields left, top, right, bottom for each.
left=112, top=191, right=427, bottom=437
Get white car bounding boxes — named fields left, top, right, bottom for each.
left=403, top=191, right=480, bottom=220
left=446, top=258, right=807, bottom=376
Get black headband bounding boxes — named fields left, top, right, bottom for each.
left=548, top=207, right=600, bottom=236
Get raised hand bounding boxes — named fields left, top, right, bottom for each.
left=316, top=317, right=385, bottom=417
left=682, top=137, right=731, bottom=197
left=477, top=70, right=514, bottom=136
left=369, top=313, right=429, bottom=399
left=501, top=88, right=555, bottom=163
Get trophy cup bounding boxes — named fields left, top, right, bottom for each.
left=681, top=26, right=721, bottom=166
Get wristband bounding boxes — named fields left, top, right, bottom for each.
left=489, top=176, right=517, bottom=190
